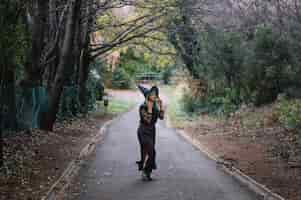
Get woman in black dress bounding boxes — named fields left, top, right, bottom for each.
left=136, top=85, right=164, bottom=181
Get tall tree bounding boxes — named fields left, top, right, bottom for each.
left=40, top=0, right=82, bottom=130
left=78, top=0, right=94, bottom=112
left=24, top=0, right=48, bottom=86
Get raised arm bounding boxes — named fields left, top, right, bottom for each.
left=157, top=98, right=164, bottom=120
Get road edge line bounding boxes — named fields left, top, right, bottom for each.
left=165, top=115, right=286, bottom=200
left=41, top=117, right=117, bottom=200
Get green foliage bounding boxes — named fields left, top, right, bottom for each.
left=161, top=66, right=173, bottom=84
left=217, top=88, right=241, bottom=116
left=86, top=74, right=102, bottom=111
left=111, top=68, right=132, bottom=89
left=57, top=74, right=102, bottom=121
left=246, top=25, right=292, bottom=105
left=0, top=1, right=29, bottom=68
left=276, top=98, right=301, bottom=133
left=0, top=1, right=29, bottom=133
left=119, top=48, right=140, bottom=76
left=180, top=88, right=240, bottom=118
left=163, top=85, right=196, bottom=128
left=170, top=19, right=301, bottom=117
left=57, top=86, right=81, bottom=120
left=181, top=90, right=199, bottom=114
left=119, top=47, right=164, bottom=80
left=107, top=99, right=135, bottom=114
left=205, top=31, right=245, bottom=88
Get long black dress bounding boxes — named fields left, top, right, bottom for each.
left=137, top=103, right=164, bottom=174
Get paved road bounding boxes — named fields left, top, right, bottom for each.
left=70, top=107, right=259, bottom=200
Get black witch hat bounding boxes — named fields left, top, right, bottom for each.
left=137, top=84, right=159, bottom=98
left=138, top=84, right=149, bottom=98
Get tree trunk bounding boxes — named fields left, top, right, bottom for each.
left=0, top=121, right=2, bottom=167
left=78, top=49, right=90, bottom=112
left=45, top=0, right=59, bottom=90
left=0, top=63, right=17, bottom=168
left=3, top=69, right=17, bottom=129
left=78, top=0, right=93, bottom=112
left=0, top=77, right=3, bottom=167
left=0, top=69, right=17, bottom=165
left=25, top=0, right=48, bottom=86
left=69, top=1, right=82, bottom=86
left=40, top=0, right=81, bottom=131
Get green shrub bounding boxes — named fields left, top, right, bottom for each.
left=86, top=75, right=101, bottom=111
left=111, top=68, right=132, bottom=89
left=180, top=88, right=240, bottom=117
left=161, top=66, right=173, bottom=84
left=219, top=88, right=241, bottom=116
left=246, top=25, right=292, bottom=105
left=57, top=86, right=80, bottom=120
left=181, top=90, right=199, bottom=113
left=57, top=72, right=102, bottom=120
left=276, top=97, right=301, bottom=133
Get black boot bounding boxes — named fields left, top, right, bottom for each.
left=136, top=161, right=143, bottom=171
left=144, top=171, right=152, bottom=181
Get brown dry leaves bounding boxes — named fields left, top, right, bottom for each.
left=0, top=114, right=112, bottom=200
left=184, top=103, right=301, bottom=200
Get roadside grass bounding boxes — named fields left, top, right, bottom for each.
left=162, top=84, right=197, bottom=129
left=108, top=99, right=136, bottom=114
left=96, top=98, right=136, bottom=115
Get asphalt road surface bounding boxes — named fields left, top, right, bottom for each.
left=70, top=107, right=259, bottom=200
